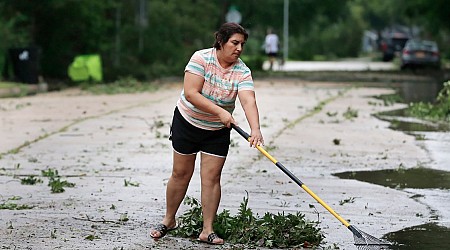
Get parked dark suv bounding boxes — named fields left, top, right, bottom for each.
left=380, top=32, right=410, bottom=61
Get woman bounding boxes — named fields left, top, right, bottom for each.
left=150, top=22, right=264, bottom=245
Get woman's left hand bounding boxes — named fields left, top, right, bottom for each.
left=249, top=128, right=264, bottom=148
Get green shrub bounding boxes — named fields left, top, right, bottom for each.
left=241, top=55, right=265, bottom=72
left=406, top=81, right=450, bottom=123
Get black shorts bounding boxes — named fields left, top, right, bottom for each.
left=170, top=107, right=231, bottom=158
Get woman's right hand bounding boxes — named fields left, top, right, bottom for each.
left=218, top=110, right=235, bottom=128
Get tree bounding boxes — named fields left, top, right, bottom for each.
left=1, top=0, right=448, bottom=83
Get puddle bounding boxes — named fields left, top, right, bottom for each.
left=332, top=168, right=450, bottom=189
left=340, top=80, right=450, bottom=248
left=383, top=223, right=450, bottom=250
left=388, top=119, right=449, bottom=132
left=375, top=109, right=450, bottom=132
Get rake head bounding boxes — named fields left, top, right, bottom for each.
left=350, top=226, right=392, bottom=250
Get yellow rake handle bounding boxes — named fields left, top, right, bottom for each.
left=232, top=124, right=351, bottom=228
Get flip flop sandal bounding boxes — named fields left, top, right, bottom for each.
left=150, top=223, right=177, bottom=239
left=197, top=232, right=224, bottom=245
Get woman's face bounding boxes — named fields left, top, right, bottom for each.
left=219, top=33, right=245, bottom=64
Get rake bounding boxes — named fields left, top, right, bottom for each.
left=232, top=125, right=392, bottom=249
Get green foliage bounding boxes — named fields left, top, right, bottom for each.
left=375, top=94, right=404, bottom=106
left=0, top=196, right=34, bottom=210
left=123, top=179, right=140, bottom=187
left=241, top=55, right=265, bottom=72
left=406, top=81, right=450, bottom=123
left=85, top=234, right=100, bottom=241
left=20, top=175, right=43, bottom=185
left=41, top=168, right=76, bottom=193
left=173, top=196, right=203, bottom=237
left=339, top=197, right=356, bottom=205
left=289, top=0, right=362, bottom=60
left=173, top=195, right=325, bottom=248
left=343, top=107, right=358, bottom=120
left=48, top=178, right=75, bottom=193
left=1, top=0, right=448, bottom=81
left=0, top=2, right=31, bottom=73
left=41, top=168, right=58, bottom=178
left=0, top=82, right=22, bottom=89
left=0, top=82, right=29, bottom=98
left=0, top=202, right=34, bottom=210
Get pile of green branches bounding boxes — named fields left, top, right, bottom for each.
left=172, top=195, right=325, bottom=248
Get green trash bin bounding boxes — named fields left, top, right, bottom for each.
left=68, top=54, right=103, bottom=82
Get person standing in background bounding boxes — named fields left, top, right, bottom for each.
left=264, top=28, right=279, bottom=71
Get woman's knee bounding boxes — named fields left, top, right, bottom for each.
left=171, top=153, right=195, bottom=181
left=171, top=168, right=193, bottom=182
left=201, top=172, right=221, bottom=187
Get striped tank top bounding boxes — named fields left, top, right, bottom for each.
left=177, top=48, right=254, bottom=130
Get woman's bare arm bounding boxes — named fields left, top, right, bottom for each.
left=183, top=72, right=235, bottom=127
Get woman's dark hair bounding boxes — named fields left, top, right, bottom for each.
left=213, top=22, right=249, bottom=50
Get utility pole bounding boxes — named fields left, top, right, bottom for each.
left=114, top=4, right=121, bottom=67
left=283, top=0, right=289, bottom=62
left=137, top=0, right=148, bottom=53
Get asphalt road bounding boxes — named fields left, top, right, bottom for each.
left=0, top=79, right=435, bottom=249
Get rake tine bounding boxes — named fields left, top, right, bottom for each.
left=232, top=125, right=392, bottom=249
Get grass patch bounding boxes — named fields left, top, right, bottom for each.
left=172, top=195, right=325, bottom=248
left=0, top=82, right=20, bottom=89
left=0, top=81, right=29, bottom=97
left=81, top=77, right=160, bottom=95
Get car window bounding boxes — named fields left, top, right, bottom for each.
left=406, top=40, right=438, bottom=51
left=422, top=41, right=438, bottom=51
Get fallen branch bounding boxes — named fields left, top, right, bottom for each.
left=72, top=214, right=121, bottom=224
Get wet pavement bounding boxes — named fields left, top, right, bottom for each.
left=0, top=78, right=447, bottom=249
left=333, top=80, right=450, bottom=248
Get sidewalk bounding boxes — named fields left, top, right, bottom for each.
left=263, top=60, right=396, bottom=72
left=0, top=80, right=431, bottom=249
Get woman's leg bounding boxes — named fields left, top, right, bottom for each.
left=198, top=152, right=226, bottom=244
left=150, top=151, right=196, bottom=238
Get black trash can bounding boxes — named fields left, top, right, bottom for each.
left=6, top=47, right=40, bottom=84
